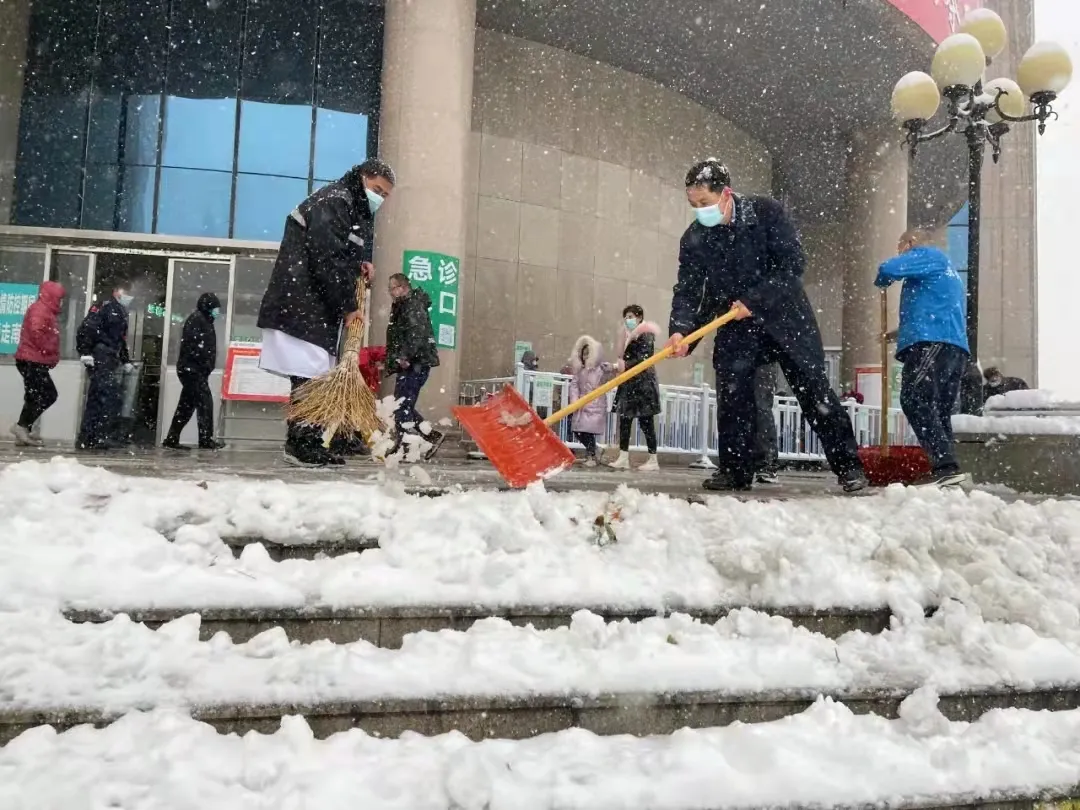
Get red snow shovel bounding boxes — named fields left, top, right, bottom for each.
left=857, top=289, right=930, bottom=486
left=453, top=309, right=742, bottom=488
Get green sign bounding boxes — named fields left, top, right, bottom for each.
left=0, top=283, right=38, bottom=355
left=514, top=340, right=532, bottom=365
left=532, top=373, right=554, bottom=408
left=891, top=361, right=903, bottom=410
left=402, top=250, right=460, bottom=350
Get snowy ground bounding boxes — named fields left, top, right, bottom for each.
left=3, top=603, right=1080, bottom=714
left=3, top=694, right=1080, bottom=810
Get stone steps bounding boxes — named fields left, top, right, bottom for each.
left=4, top=684, right=1079, bottom=747
left=63, top=603, right=896, bottom=645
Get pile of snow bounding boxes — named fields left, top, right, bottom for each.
left=3, top=459, right=1080, bottom=638
left=4, top=695, right=1080, bottom=809
left=984, top=389, right=1080, bottom=411
left=3, top=604, right=1080, bottom=714
left=953, top=413, right=1080, bottom=435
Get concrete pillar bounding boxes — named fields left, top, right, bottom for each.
left=371, top=0, right=476, bottom=423
left=841, top=129, right=908, bottom=389
left=0, top=0, right=32, bottom=223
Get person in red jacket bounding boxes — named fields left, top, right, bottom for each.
left=11, top=281, right=65, bottom=446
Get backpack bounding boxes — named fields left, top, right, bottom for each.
left=75, top=306, right=102, bottom=356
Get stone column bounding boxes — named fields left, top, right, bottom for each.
left=0, top=0, right=32, bottom=223
left=371, top=0, right=476, bottom=424
left=841, top=129, right=908, bottom=391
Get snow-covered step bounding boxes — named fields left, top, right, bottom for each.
left=62, top=602, right=896, bottom=646
left=4, top=606, right=1080, bottom=745
left=4, top=696, right=1080, bottom=810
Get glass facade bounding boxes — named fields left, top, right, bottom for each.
left=947, top=202, right=969, bottom=290
left=11, top=0, right=384, bottom=241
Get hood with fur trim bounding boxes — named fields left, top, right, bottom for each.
left=568, top=335, right=602, bottom=373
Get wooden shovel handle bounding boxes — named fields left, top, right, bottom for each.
left=879, top=288, right=890, bottom=455
left=543, top=309, right=741, bottom=426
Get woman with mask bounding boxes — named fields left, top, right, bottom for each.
left=566, top=334, right=612, bottom=467
left=163, top=292, right=225, bottom=451
left=608, top=304, right=661, bottom=471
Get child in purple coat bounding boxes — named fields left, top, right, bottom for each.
left=567, top=335, right=613, bottom=466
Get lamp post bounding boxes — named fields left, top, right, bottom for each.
left=891, top=9, right=1073, bottom=414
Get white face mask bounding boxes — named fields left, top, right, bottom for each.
left=118, top=293, right=134, bottom=308
left=365, top=187, right=384, bottom=214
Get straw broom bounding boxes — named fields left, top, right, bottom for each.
left=286, top=279, right=382, bottom=448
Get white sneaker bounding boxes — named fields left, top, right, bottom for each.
left=10, top=424, right=33, bottom=447
left=583, top=457, right=598, bottom=468
left=606, top=451, right=631, bottom=470
left=635, top=454, right=659, bottom=472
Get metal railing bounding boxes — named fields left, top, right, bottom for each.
left=458, top=366, right=918, bottom=464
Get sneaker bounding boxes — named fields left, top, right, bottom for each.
left=635, top=454, right=659, bottom=472
left=10, top=424, right=35, bottom=447
left=755, top=470, right=780, bottom=485
left=422, top=429, right=446, bottom=461
left=702, top=470, right=753, bottom=492
left=162, top=438, right=189, bottom=450
left=916, top=471, right=969, bottom=488
left=583, top=457, right=599, bottom=468
left=327, top=453, right=346, bottom=466
left=198, top=440, right=227, bottom=451
left=840, top=470, right=869, bottom=494
left=283, top=442, right=329, bottom=468
left=606, top=451, right=631, bottom=470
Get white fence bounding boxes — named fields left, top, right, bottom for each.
left=458, top=366, right=918, bottom=464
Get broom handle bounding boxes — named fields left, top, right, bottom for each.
left=342, top=281, right=368, bottom=353
left=879, top=288, right=890, bottom=456
left=543, top=309, right=741, bottom=426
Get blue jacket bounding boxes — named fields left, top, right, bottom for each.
left=875, top=246, right=968, bottom=357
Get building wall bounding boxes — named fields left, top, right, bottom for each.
left=460, top=30, right=772, bottom=385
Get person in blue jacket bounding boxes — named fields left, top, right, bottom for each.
left=875, top=229, right=969, bottom=487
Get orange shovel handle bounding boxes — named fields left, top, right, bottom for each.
left=543, top=309, right=742, bottom=426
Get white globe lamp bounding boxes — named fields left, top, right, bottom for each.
left=983, top=77, right=1026, bottom=123
left=931, top=33, right=986, bottom=91
left=959, top=9, right=1007, bottom=60
left=892, top=71, right=941, bottom=122
left=1017, top=41, right=1073, bottom=98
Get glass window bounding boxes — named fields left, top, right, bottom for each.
left=313, top=109, right=368, bottom=181
left=237, top=101, right=312, bottom=179
left=156, top=168, right=232, bottom=238
left=166, top=260, right=230, bottom=366
left=230, top=257, right=274, bottom=344
left=49, top=252, right=92, bottom=360
left=82, top=164, right=156, bottom=233
left=162, top=97, right=237, bottom=172
left=317, top=0, right=383, bottom=116
left=86, top=94, right=163, bottom=167
left=0, top=248, right=46, bottom=285
left=233, top=173, right=307, bottom=241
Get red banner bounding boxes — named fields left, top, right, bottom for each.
left=887, top=0, right=983, bottom=43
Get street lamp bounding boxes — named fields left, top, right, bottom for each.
left=890, top=9, right=1073, bottom=414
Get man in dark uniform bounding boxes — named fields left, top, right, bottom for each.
left=258, top=158, right=395, bottom=467
left=667, top=159, right=866, bottom=493
left=163, top=292, right=225, bottom=451
left=77, top=280, right=133, bottom=450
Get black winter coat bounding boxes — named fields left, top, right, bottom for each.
left=91, top=297, right=130, bottom=370
left=177, top=292, right=221, bottom=377
left=612, top=322, right=661, bottom=418
left=257, top=169, right=374, bottom=354
left=386, top=288, right=440, bottom=374
left=669, top=194, right=823, bottom=370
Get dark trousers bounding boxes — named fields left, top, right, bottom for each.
left=618, top=416, right=657, bottom=453
left=715, top=325, right=860, bottom=486
left=16, top=360, right=58, bottom=429
left=78, top=363, right=122, bottom=448
left=575, top=431, right=599, bottom=457
left=753, top=363, right=778, bottom=473
left=166, top=373, right=214, bottom=445
left=394, top=366, right=430, bottom=432
left=287, top=376, right=322, bottom=452
left=899, top=342, right=967, bottom=474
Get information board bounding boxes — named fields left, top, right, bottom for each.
left=221, top=345, right=292, bottom=402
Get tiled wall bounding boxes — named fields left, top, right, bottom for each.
left=459, top=29, right=773, bottom=385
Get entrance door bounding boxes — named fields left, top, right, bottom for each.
left=41, top=249, right=96, bottom=442
left=160, top=258, right=232, bottom=445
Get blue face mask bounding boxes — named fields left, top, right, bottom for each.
left=118, top=293, right=134, bottom=308
left=624, top=318, right=638, bottom=331
left=211, top=307, right=221, bottom=320
left=365, top=187, right=384, bottom=214
left=694, top=203, right=723, bottom=228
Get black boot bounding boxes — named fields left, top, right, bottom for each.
left=839, top=469, right=869, bottom=493
left=702, top=469, right=753, bottom=492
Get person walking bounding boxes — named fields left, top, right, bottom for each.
left=386, top=273, right=443, bottom=459
left=163, top=293, right=225, bottom=451
left=257, top=157, right=395, bottom=467
left=77, top=280, right=134, bottom=450
left=876, top=229, right=969, bottom=487
left=608, top=305, right=661, bottom=472
left=10, top=280, right=65, bottom=446
left=567, top=334, right=611, bottom=467
left=667, top=158, right=865, bottom=493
